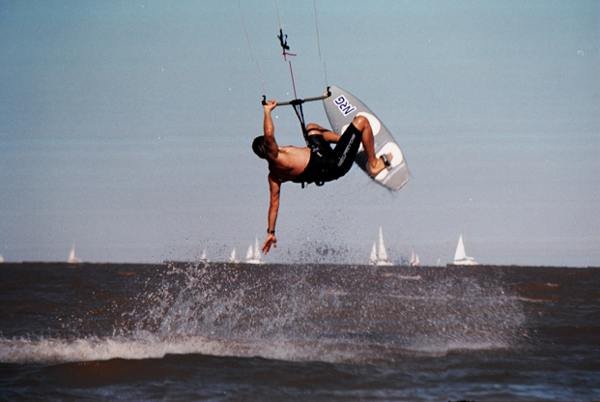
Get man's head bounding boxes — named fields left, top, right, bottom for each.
left=252, top=136, right=267, bottom=159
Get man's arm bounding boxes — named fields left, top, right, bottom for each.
left=263, top=100, right=279, bottom=159
left=262, top=173, right=281, bottom=254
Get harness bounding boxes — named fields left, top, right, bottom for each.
left=291, top=100, right=325, bottom=187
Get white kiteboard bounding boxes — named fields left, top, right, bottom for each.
left=323, top=85, right=409, bottom=191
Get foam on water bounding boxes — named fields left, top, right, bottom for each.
left=0, top=333, right=511, bottom=365
left=0, top=334, right=331, bottom=364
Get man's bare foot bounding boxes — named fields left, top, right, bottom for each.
left=368, top=153, right=393, bottom=177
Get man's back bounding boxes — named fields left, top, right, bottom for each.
left=268, top=146, right=311, bottom=182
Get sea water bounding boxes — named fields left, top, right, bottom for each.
left=1, top=262, right=599, bottom=401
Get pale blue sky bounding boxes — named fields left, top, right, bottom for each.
left=1, top=0, right=599, bottom=266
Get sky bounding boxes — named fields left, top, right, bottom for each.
left=1, top=0, right=599, bottom=266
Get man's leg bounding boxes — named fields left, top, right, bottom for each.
left=351, top=115, right=391, bottom=176
left=306, top=123, right=340, bottom=143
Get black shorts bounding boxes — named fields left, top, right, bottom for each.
left=293, top=123, right=362, bottom=184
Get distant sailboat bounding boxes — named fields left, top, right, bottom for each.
left=229, top=248, right=238, bottom=264
left=67, top=245, right=81, bottom=264
left=452, top=234, right=478, bottom=266
left=199, top=248, right=208, bottom=263
left=369, top=226, right=393, bottom=266
left=245, top=237, right=262, bottom=264
left=369, top=242, right=377, bottom=265
left=409, top=249, right=420, bottom=267
left=0, top=254, right=4, bottom=263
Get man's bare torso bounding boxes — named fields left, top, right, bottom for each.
left=268, top=146, right=311, bottom=182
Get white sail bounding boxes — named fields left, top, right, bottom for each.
left=229, top=248, right=238, bottom=263
left=409, top=249, right=420, bottom=267
left=0, top=254, right=4, bottom=263
left=377, top=227, right=388, bottom=260
left=454, top=235, right=467, bottom=261
left=369, top=242, right=377, bottom=265
left=67, top=245, right=81, bottom=264
left=200, top=249, right=208, bottom=262
left=371, top=226, right=392, bottom=266
left=452, top=234, right=478, bottom=265
left=253, top=237, right=261, bottom=261
left=245, top=237, right=262, bottom=264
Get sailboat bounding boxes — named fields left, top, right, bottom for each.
left=0, top=254, right=4, bottom=263
left=452, top=234, right=478, bottom=266
left=67, top=244, right=81, bottom=264
left=229, top=248, right=238, bottom=264
left=409, top=249, right=420, bottom=267
left=245, top=237, right=262, bottom=264
left=199, top=248, right=209, bottom=263
left=369, top=226, right=393, bottom=266
left=369, top=242, right=377, bottom=265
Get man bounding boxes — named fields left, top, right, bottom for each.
left=252, top=99, right=391, bottom=254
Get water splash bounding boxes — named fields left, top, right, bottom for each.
left=117, top=263, right=526, bottom=362
left=0, top=263, right=527, bottom=364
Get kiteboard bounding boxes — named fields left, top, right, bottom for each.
left=323, top=85, right=409, bottom=191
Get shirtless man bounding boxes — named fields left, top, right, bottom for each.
left=253, top=100, right=390, bottom=254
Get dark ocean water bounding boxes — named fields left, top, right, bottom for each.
left=0, top=262, right=599, bottom=401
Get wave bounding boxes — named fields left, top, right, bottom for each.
left=0, top=333, right=511, bottom=365
left=0, top=335, right=243, bottom=365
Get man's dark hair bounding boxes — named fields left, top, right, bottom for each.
left=252, top=136, right=267, bottom=159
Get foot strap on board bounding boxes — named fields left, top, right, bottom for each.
left=381, top=154, right=391, bottom=168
